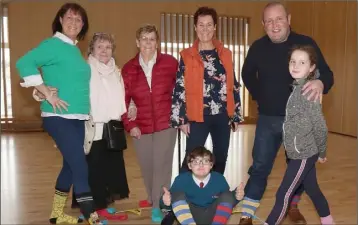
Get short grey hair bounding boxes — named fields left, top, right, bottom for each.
left=88, top=32, right=116, bottom=56
left=135, top=24, right=159, bottom=41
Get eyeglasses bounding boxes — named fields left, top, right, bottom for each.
left=190, top=158, right=212, bottom=166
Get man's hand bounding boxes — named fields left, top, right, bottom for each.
left=162, top=187, right=171, bottom=206
left=302, top=80, right=324, bottom=103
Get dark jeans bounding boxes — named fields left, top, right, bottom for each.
left=72, top=139, right=130, bottom=210
left=266, top=154, right=330, bottom=225
left=244, top=115, right=304, bottom=201
left=43, top=116, right=90, bottom=195
left=180, top=113, right=231, bottom=174
left=43, top=116, right=96, bottom=219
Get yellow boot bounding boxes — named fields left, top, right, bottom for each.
left=49, top=190, right=83, bottom=224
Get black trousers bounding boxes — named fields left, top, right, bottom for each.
left=72, top=139, right=130, bottom=210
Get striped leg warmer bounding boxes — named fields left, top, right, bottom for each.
left=212, top=202, right=234, bottom=225
left=172, top=200, right=196, bottom=225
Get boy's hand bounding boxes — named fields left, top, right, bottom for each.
left=235, top=182, right=245, bottom=200
left=162, top=187, right=171, bottom=206
left=318, top=157, right=327, bottom=163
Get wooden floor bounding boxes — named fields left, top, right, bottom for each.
left=1, top=125, right=356, bottom=224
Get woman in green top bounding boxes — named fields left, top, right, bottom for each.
left=15, top=3, right=104, bottom=225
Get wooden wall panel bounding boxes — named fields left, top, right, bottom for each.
left=7, top=2, right=63, bottom=123
left=285, top=1, right=314, bottom=37
left=6, top=1, right=357, bottom=135
left=312, top=1, right=347, bottom=134
left=8, top=1, right=269, bottom=123
left=342, top=1, right=357, bottom=136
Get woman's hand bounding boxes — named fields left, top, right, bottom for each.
left=130, top=127, right=141, bottom=139
left=46, top=94, right=69, bottom=113
left=33, top=86, right=58, bottom=101
left=128, top=106, right=137, bottom=121
left=179, top=124, right=190, bottom=137
left=232, top=122, right=239, bottom=132
left=34, top=84, right=68, bottom=113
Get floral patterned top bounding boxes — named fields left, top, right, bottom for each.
left=171, top=49, right=243, bottom=127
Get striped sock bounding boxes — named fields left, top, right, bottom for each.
left=76, top=193, right=95, bottom=220
left=290, top=195, right=300, bottom=207
left=212, top=202, right=233, bottom=225
left=241, top=197, right=260, bottom=218
left=172, top=200, right=196, bottom=225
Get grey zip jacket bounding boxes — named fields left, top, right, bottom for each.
left=283, top=78, right=328, bottom=160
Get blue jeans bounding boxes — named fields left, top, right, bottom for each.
left=43, top=116, right=90, bottom=195
left=244, top=115, right=304, bottom=201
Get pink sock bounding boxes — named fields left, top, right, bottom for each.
left=290, top=195, right=300, bottom=207
left=320, top=215, right=334, bottom=225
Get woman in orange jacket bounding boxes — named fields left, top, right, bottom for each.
left=170, top=6, right=243, bottom=174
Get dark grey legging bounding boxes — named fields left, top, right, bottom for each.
left=266, top=154, right=331, bottom=225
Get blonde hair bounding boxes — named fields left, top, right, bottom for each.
left=88, top=32, right=116, bottom=56
left=136, top=24, right=159, bottom=41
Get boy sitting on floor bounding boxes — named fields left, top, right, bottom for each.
left=160, top=146, right=245, bottom=225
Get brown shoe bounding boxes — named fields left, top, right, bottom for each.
left=239, top=217, right=253, bottom=225
left=288, top=206, right=307, bottom=224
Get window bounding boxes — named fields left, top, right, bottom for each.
left=1, top=5, right=13, bottom=124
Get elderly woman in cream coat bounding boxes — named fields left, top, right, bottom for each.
left=34, top=33, right=133, bottom=220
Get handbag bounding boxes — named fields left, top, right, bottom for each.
left=103, top=120, right=127, bottom=151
